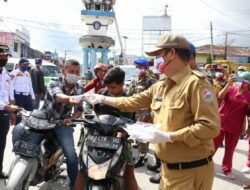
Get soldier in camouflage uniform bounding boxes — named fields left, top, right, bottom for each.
left=128, top=57, right=156, bottom=168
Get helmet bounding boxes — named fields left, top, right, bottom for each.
left=134, top=58, right=148, bottom=67
left=94, top=63, right=108, bottom=72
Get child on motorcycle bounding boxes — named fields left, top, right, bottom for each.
left=75, top=67, right=138, bottom=190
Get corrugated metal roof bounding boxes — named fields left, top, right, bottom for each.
left=196, top=45, right=250, bottom=57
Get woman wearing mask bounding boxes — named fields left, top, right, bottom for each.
left=213, top=71, right=250, bottom=179
left=84, top=63, right=108, bottom=93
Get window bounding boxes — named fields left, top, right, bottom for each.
left=14, top=42, right=18, bottom=52
left=41, top=65, right=61, bottom=77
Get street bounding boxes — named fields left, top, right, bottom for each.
left=1, top=124, right=250, bottom=190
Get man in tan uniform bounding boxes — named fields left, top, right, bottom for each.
left=85, top=33, right=220, bottom=190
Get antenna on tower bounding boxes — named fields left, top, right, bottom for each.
left=164, top=4, right=168, bottom=16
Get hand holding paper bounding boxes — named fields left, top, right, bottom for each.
left=84, top=94, right=105, bottom=105
left=124, top=122, right=173, bottom=144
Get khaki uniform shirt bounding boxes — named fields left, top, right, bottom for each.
left=115, top=66, right=220, bottom=163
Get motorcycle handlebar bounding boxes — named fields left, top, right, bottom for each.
left=71, top=119, right=85, bottom=123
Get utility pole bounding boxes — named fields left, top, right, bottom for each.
left=164, top=4, right=168, bottom=16
left=224, top=32, right=228, bottom=60
left=122, top=36, right=128, bottom=55
left=210, top=22, right=214, bottom=62
left=112, top=6, right=126, bottom=64
left=64, top=49, right=71, bottom=62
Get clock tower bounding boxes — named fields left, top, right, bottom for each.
left=80, top=0, right=116, bottom=75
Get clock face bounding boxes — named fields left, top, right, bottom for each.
left=93, top=21, right=101, bottom=30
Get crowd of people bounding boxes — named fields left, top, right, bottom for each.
left=1, top=32, right=250, bottom=190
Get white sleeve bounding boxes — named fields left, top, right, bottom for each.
left=29, top=78, right=35, bottom=99
left=10, top=70, right=17, bottom=90
left=8, top=75, right=15, bottom=100
left=0, top=102, right=6, bottom=110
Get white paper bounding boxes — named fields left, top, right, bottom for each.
left=72, top=94, right=85, bottom=103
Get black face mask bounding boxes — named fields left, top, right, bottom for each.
left=0, top=59, right=7, bottom=67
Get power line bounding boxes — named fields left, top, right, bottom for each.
left=200, top=0, right=250, bottom=28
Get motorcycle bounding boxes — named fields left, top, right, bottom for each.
left=74, top=114, right=133, bottom=190
left=5, top=110, right=75, bottom=190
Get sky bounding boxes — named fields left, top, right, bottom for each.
left=0, top=0, right=250, bottom=63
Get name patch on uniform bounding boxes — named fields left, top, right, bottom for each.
left=201, top=88, right=213, bottom=102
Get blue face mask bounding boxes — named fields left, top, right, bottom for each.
left=21, top=66, right=28, bottom=72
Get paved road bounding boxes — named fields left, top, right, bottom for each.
left=1, top=125, right=250, bottom=190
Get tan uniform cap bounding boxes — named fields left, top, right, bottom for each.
left=145, top=33, right=190, bottom=56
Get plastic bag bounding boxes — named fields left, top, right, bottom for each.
left=124, top=121, right=159, bottom=143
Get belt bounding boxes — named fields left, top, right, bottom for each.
left=165, top=156, right=212, bottom=170
left=15, top=91, right=30, bottom=96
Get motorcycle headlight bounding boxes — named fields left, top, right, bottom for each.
left=88, top=161, right=110, bottom=180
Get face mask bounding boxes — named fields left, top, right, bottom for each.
left=21, top=66, right=28, bottom=72
left=65, top=73, right=81, bottom=84
left=238, top=71, right=243, bottom=76
left=0, top=59, right=7, bottom=67
left=97, top=73, right=105, bottom=80
left=135, top=68, right=145, bottom=76
left=154, top=57, right=166, bottom=74
left=207, top=70, right=212, bottom=77
left=215, top=72, right=223, bottom=79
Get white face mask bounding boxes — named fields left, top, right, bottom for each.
left=153, top=57, right=165, bottom=73
left=65, top=73, right=81, bottom=84
left=238, top=71, right=244, bottom=76
left=154, top=57, right=164, bottom=67
left=215, top=72, right=223, bottom=78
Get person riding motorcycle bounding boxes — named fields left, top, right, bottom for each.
left=127, top=58, right=156, bottom=168
left=12, top=59, right=84, bottom=190
left=84, top=63, right=108, bottom=93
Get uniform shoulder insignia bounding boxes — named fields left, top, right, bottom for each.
left=191, top=70, right=206, bottom=79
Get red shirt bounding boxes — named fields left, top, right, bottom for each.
left=84, top=77, right=106, bottom=93
left=219, top=86, right=250, bottom=135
